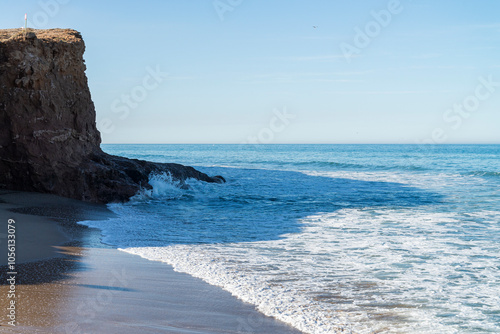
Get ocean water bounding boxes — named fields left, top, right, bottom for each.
left=80, top=144, right=500, bottom=333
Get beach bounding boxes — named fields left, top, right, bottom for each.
left=1, top=148, right=499, bottom=334
left=1, top=3, right=498, bottom=332
left=0, top=190, right=303, bottom=333
left=82, top=144, right=500, bottom=333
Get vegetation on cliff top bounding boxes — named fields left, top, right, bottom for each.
left=0, top=28, right=82, bottom=43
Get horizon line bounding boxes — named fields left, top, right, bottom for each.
left=100, top=142, right=500, bottom=145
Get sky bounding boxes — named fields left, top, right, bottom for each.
left=1, top=0, right=499, bottom=144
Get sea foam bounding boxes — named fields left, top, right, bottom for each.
left=81, top=144, right=500, bottom=334
left=121, top=207, right=500, bottom=334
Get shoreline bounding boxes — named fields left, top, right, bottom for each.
left=0, top=190, right=303, bottom=333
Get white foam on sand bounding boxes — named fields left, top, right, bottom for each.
left=121, top=207, right=500, bottom=334
left=75, top=165, right=500, bottom=333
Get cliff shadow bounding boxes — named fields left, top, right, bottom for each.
left=0, top=191, right=116, bottom=285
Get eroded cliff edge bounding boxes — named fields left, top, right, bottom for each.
left=0, top=29, right=224, bottom=203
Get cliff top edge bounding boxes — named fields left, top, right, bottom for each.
left=0, top=28, right=82, bottom=43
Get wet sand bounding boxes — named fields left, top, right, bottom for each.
left=0, top=190, right=303, bottom=333
left=0, top=191, right=70, bottom=265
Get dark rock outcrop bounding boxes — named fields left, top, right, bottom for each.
left=0, top=29, right=224, bottom=203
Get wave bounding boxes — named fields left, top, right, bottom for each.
left=466, top=171, right=500, bottom=178
left=130, top=173, right=186, bottom=201
left=77, top=162, right=500, bottom=333
left=120, top=208, right=500, bottom=334
left=287, top=160, right=430, bottom=172
left=81, top=166, right=443, bottom=248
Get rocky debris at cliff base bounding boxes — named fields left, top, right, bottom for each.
left=81, top=151, right=226, bottom=203
left=0, top=28, right=224, bottom=203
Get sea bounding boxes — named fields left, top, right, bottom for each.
left=79, top=144, right=500, bottom=334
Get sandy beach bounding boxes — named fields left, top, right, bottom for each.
left=0, top=190, right=303, bottom=334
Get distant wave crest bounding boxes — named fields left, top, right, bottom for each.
left=291, top=160, right=428, bottom=171
left=467, top=171, right=500, bottom=178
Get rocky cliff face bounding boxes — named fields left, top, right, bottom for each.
left=0, top=29, right=224, bottom=203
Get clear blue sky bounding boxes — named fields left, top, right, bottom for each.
left=2, top=1, right=499, bottom=144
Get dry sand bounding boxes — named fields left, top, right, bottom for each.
left=0, top=190, right=303, bottom=333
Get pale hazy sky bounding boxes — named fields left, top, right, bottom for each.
left=2, top=1, right=500, bottom=144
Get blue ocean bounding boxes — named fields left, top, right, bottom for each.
left=80, top=144, right=500, bottom=333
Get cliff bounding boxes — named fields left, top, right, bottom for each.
left=0, top=29, right=224, bottom=203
